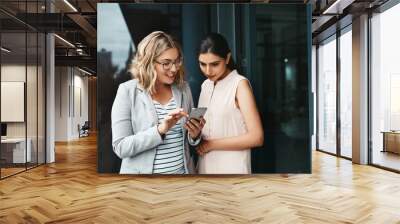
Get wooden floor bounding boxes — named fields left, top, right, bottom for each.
left=1, top=135, right=400, bottom=223
left=372, top=150, right=400, bottom=171
left=0, top=167, right=26, bottom=178
left=1, top=163, right=45, bottom=178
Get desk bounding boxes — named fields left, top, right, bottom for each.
left=1, top=138, right=31, bottom=163
left=381, top=131, right=400, bottom=154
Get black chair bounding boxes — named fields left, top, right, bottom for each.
left=79, top=121, right=90, bottom=138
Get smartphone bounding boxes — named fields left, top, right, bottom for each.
left=188, top=107, right=207, bottom=121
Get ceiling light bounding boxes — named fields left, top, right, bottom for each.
left=76, top=48, right=84, bottom=55
left=77, top=67, right=93, bottom=76
left=323, top=0, right=341, bottom=14
left=322, top=0, right=354, bottom=15
left=1, top=47, right=11, bottom=53
left=63, top=0, right=78, bottom=12
left=54, top=34, right=75, bottom=48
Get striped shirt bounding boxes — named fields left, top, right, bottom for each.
left=153, top=98, right=185, bottom=174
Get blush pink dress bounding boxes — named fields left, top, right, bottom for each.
left=198, top=70, right=251, bottom=174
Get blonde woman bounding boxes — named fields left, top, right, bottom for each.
left=111, top=31, right=205, bottom=174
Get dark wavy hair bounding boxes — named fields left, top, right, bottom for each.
left=198, top=33, right=236, bottom=71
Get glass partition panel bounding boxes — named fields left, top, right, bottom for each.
left=317, top=36, right=337, bottom=155
left=339, top=28, right=352, bottom=158
left=0, top=1, right=46, bottom=179
left=27, top=30, right=38, bottom=169
left=38, top=32, right=45, bottom=165
left=1, top=30, right=28, bottom=178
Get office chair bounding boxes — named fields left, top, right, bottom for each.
left=79, top=121, right=90, bottom=138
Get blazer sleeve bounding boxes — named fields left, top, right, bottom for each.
left=111, top=83, right=163, bottom=159
left=184, top=82, right=202, bottom=146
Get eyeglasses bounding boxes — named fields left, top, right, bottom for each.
left=154, top=58, right=183, bottom=70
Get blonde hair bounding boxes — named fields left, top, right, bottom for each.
left=130, top=31, right=185, bottom=94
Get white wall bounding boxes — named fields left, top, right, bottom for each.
left=55, top=67, right=69, bottom=141
left=55, top=67, right=89, bottom=141
left=71, top=71, right=89, bottom=138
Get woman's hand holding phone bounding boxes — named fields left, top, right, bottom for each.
left=185, top=117, right=206, bottom=139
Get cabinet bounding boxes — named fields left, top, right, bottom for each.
left=382, top=131, right=400, bottom=154
left=1, top=138, right=32, bottom=164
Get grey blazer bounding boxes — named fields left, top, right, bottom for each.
left=111, top=79, right=199, bottom=174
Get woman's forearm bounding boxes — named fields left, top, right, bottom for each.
left=113, top=125, right=163, bottom=159
left=209, top=132, right=264, bottom=151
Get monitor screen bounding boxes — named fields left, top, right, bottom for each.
left=1, top=123, right=7, bottom=137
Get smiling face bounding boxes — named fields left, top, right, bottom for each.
left=198, top=52, right=231, bottom=82
left=154, top=47, right=181, bottom=86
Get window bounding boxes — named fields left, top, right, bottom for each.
left=317, top=36, right=337, bottom=154
left=371, top=3, right=400, bottom=171
left=339, top=28, right=352, bottom=158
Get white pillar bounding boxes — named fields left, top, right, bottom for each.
left=352, top=14, right=369, bottom=164
left=46, top=1, right=55, bottom=163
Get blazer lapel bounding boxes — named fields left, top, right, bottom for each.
left=137, top=85, right=158, bottom=124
